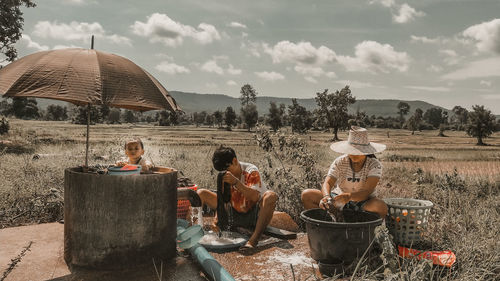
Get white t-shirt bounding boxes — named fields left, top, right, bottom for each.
left=327, top=154, right=382, bottom=195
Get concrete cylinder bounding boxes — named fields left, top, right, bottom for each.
left=64, top=167, right=177, bottom=269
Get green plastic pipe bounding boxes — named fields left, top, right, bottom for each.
left=177, top=219, right=236, bottom=281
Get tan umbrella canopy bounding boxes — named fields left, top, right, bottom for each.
left=0, top=48, right=181, bottom=111
left=0, top=44, right=181, bottom=166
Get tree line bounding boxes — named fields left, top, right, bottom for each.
left=0, top=84, right=498, bottom=145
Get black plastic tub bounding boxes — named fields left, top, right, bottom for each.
left=300, top=208, right=382, bottom=263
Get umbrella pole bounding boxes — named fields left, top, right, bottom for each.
left=85, top=103, right=90, bottom=167
left=85, top=35, right=94, bottom=168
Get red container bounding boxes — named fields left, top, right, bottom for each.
left=177, top=184, right=198, bottom=219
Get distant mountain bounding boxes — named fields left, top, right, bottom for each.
left=169, top=91, right=449, bottom=117
left=33, top=90, right=450, bottom=118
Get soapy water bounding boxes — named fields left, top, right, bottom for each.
left=199, top=231, right=247, bottom=246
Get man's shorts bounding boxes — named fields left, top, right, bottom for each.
left=231, top=204, right=260, bottom=229
left=331, top=192, right=370, bottom=212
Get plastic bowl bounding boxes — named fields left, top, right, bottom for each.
left=108, top=165, right=141, bottom=175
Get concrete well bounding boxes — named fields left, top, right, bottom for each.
left=64, top=167, right=177, bottom=270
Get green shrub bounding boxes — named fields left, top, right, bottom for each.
left=0, top=115, right=9, bottom=135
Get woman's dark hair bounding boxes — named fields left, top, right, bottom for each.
left=212, top=146, right=237, bottom=171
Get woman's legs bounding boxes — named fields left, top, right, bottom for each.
left=362, top=197, right=388, bottom=218
left=301, top=189, right=323, bottom=210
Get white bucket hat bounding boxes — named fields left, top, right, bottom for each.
left=330, top=126, right=386, bottom=155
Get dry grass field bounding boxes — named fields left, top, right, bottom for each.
left=0, top=119, right=499, bottom=280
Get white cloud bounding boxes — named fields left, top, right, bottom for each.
left=206, top=82, right=217, bottom=88
left=155, top=61, right=190, bottom=74
left=131, top=13, right=220, bottom=47
left=20, top=34, right=49, bottom=51
left=462, top=19, right=500, bottom=54
left=294, top=65, right=325, bottom=77
left=439, top=49, right=461, bottom=65
left=441, top=57, right=500, bottom=80
left=393, top=4, right=425, bottom=24
left=247, top=42, right=261, bottom=57
left=427, top=65, right=443, bottom=73
left=304, top=76, right=318, bottom=83
left=201, top=59, right=224, bottom=75
left=64, top=0, right=87, bottom=5
left=263, top=41, right=336, bottom=65
left=226, top=80, right=237, bottom=86
left=480, top=80, right=492, bottom=87
left=325, top=72, right=337, bottom=78
left=228, top=22, right=247, bottom=29
left=335, top=80, right=376, bottom=89
left=255, top=71, right=285, bottom=81
left=369, top=0, right=395, bottom=8
left=227, top=64, right=242, bottom=75
left=33, top=21, right=131, bottom=45
left=405, top=86, right=451, bottom=92
left=481, top=94, right=500, bottom=100
left=337, top=40, right=410, bottom=73
left=411, top=35, right=440, bottom=44
left=53, top=44, right=82, bottom=49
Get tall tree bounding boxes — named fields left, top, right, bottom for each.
left=239, top=84, right=257, bottom=106
left=241, top=103, right=258, bottom=132
left=205, top=113, right=214, bottom=127
left=169, top=111, right=179, bottom=126
left=423, top=107, right=447, bottom=129
left=452, top=105, right=468, bottom=130
left=11, top=97, right=40, bottom=119
left=0, top=0, right=36, bottom=63
left=123, top=110, right=137, bottom=123
left=213, top=110, right=223, bottom=128
left=314, top=86, right=356, bottom=140
left=46, top=104, right=68, bottom=121
left=406, top=108, right=423, bottom=135
left=72, top=105, right=101, bottom=124
left=267, top=101, right=283, bottom=132
left=288, top=99, right=312, bottom=133
left=466, top=105, right=496, bottom=145
left=397, top=102, right=410, bottom=126
left=108, top=108, right=121, bottom=124
left=224, top=106, right=237, bottom=130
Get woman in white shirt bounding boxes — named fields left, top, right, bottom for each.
left=301, top=126, right=388, bottom=218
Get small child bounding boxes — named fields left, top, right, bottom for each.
left=115, top=138, right=153, bottom=172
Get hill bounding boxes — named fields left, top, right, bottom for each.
left=33, top=91, right=449, bottom=117
left=169, top=91, right=448, bottom=117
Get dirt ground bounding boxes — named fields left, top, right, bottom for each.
left=0, top=222, right=329, bottom=281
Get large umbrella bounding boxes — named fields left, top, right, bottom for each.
left=0, top=37, right=181, bottom=166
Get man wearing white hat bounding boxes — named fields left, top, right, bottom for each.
left=301, top=126, right=388, bottom=218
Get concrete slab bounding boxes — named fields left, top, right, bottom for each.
left=0, top=223, right=69, bottom=281
left=0, top=223, right=206, bottom=281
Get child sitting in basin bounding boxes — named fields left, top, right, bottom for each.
left=115, top=138, right=154, bottom=172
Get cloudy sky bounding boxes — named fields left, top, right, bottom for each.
left=8, top=0, right=500, bottom=114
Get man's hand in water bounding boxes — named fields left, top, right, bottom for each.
left=319, top=196, right=333, bottom=210
left=223, top=171, right=239, bottom=185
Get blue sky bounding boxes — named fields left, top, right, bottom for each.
left=6, top=0, right=500, bottom=113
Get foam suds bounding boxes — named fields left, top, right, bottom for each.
left=199, top=231, right=246, bottom=246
